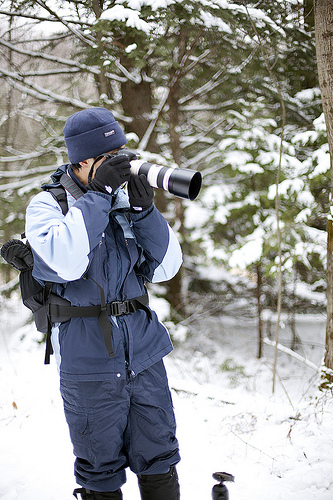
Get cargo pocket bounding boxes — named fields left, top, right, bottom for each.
left=64, top=406, right=93, bottom=462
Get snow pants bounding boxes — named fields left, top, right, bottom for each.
left=60, top=360, right=180, bottom=492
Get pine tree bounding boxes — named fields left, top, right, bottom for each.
left=0, top=0, right=328, bottom=331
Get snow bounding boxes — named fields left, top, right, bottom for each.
left=199, top=12, right=232, bottom=33
left=229, top=232, right=263, bottom=269
left=100, top=6, right=153, bottom=33
left=1, top=298, right=333, bottom=500
left=267, top=178, right=304, bottom=200
left=312, top=147, right=330, bottom=177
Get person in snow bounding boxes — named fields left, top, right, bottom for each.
left=25, top=107, right=182, bottom=500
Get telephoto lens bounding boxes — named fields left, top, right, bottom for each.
left=130, top=159, right=202, bottom=200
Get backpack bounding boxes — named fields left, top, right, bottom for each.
left=0, top=175, right=84, bottom=364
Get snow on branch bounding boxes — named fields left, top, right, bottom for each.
left=0, top=9, right=91, bottom=27
left=34, top=0, right=95, bottom=47
left=179, top=67, right=226, bottom=105
left=4, top=75, right=129, bottom=122
left=23, top=68, right=81, bottom=77
left=261, top=81, right=314, bottom=125
left=1, top=69, right=90, bottom=109
left=263, top=337, right=320, bottom=373
left=0, top=150, right=49, bottom=162
left=0, top=165, right=55, bottom=177
left=0, top=38, right=100, bottom=74
left=0, top=174, right=51, bottom=192
left=0, top=38, right=127, bottom=83
left=114, top=61, right=142, bottom=84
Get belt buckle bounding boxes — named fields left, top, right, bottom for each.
left=111, top=301, right=129, bottom=316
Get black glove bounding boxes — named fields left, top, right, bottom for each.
left=1, top=239, right=34, bottom=271
left=128, top=174, right=154, bottom=212
left=87, top=155, right=131, bottom=195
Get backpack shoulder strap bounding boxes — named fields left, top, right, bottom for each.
left=47, top=186, right=68, bottom=215
left=46, top=173, right=85, bottom=216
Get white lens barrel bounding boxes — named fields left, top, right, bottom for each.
left=130, top=159, right=201, bottom=200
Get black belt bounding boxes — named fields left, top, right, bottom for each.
left=48, top=293, right=151, bottom=322
left=48, top=293, right=152, bottom=360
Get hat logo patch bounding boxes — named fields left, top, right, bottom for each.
left=104, top=129, right=116, bottom=137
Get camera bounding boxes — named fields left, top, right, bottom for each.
left=115, top=149, right=202, bottom=200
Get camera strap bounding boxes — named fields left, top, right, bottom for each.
left=59, top=172, right=85, bottom=200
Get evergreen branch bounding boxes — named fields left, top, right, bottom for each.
left=179, top=46, right=258, bottom=106
left=179, top=67, right=226, bottom=105
left=180, top=101, right=235, bottom=112
left=260, top=82, right=314, bottom=125
left=139, top=87, right=169, bottom=151
left=182, top=46, right=217, bottom=75
left=184, top=140, right=223, bottom=172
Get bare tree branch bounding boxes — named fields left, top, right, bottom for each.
left=0, top=38, right=100, bottom=73
left=0, top=174, right=51, bottom=191
left=34, top=0, right=96, bottom=47
left=0, top=9, right=91, bottom=26
left=0, top=150, right=57, bottom=163
left=1, top=68, right=90, bottom=108
left=23, top=68, right=81, bottom=77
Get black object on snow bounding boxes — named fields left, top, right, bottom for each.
left=212, top=472, right=235, bottom=500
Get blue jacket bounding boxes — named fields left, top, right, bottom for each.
left=25, top=165, right=182, bottom=381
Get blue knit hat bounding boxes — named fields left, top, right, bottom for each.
left=63, top=107, right=127, bottom=164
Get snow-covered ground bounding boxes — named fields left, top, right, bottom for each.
left=0, top=297, right=332, bottom=500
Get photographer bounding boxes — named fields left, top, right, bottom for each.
left=25, top=107, right=182, bottom=500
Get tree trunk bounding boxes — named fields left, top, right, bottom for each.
left=166, top=78, right=186, bottom=320
left=164, top=31, right=189, bottom=321
left=120, top=65, right=159, bottom=153
left=256, top=263, right=263, bottom=359
left=314, top=0, right=333, bottom=384
left=2, top=10, right=14, bottom=287
left=91, top=0, right=114, bottom=99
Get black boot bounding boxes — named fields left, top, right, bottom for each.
left=73, top=487, right=123, bottom=499
left=138, top=467, right=180, bottom=500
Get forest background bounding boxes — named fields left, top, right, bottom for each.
left=0, top=0, right=332, bottom=385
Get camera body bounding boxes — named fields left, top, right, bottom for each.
left=114, top=149, right=202, bottom=200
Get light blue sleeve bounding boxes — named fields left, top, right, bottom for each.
left=152, top=225, right=183, bottom=283
left=25, top=190, right=111, bottom=282
left=130, top=206, right=183, bottom=283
